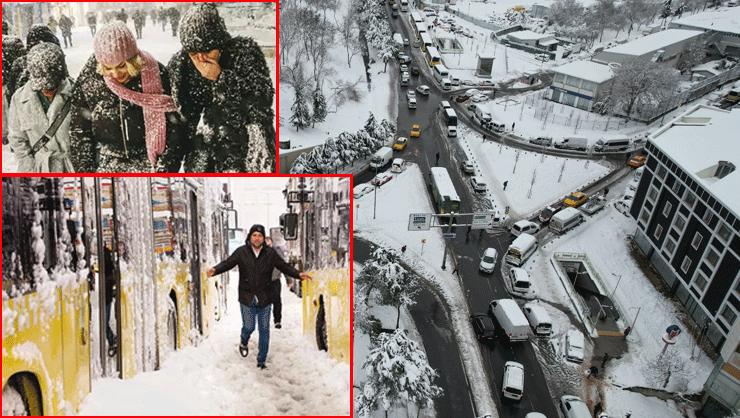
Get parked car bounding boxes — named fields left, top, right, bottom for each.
left=511, top=220, right=540, bottom=237
left=478, top=80, right=496, bottom=86
left=398, top=53, right=411, bottom=64
left=407, top=90, right=416, bottom=101
left=529, top=137, right=552, bottom=147
left=471, top=93, right=488, bottom=102
left=410, top=125, right=421, bottom=137
left=628, top=155, right=646, bottom=167
left=353, top=183, right=374, bottom=199
left=466, top=88, right=481, bottom=96
left=456, top=94, right=470, bottom=103
left=502, top=361, right=525, bottom=401
left=393, top=136, right=408, bottom=151
left=538, top=203, right=562, bottom=223
left=467, top=103, right=477, bottom=111
left=479, top=247, right=498, bottom=273
left=564, top=192, right=588, bottom=207
left=471, top=176, right=487, bottom=192
left=410, top=66, right=420, bottom=75
left=450, top=76, right=460, bottom=86
left=560, top=395, right=590, bottom=418
left=403, top=38, right=409, bottom=46
left=413, top=39, right=420, bottom=48
left=565, top=330, right=584, bottom=363
left=461, top=160, right=475, bottom=174
left=461, top=79, right=475, bottom=86
left=535, top=53, right=550, bottom=61
left=416, top=85, right=430, bottom=96
left=371, top=173, right=393, bottom=186
left=471, top=313, right=497, bottom=340
left=400, top=64, right=408, bottom=73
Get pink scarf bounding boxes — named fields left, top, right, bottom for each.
left=103, top=50, right=178, bottom=166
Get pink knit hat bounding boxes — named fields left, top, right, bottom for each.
left=94, top=21, right=138, bottom=64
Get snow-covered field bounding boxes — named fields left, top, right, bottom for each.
left=353, top=161, right=714, bottom=417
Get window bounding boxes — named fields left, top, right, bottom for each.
left=648, top=186, right=659, bottom=203
left=656, top=165, right=667, bottom=180
left=702, top=210, right=713, bottom=225
left=718, top=223, right=732, bottom=243
left=654, top=225, right=663, bottom=240
left=721, top=306, right=737, bottom=326
left=665, top=237, right=677, bottom=255
left=663, top=202, right=673, bottom=217
left=681, top=256, right=691, bottom=273
left=706, top=248, right=720, bottom=267
left=565, top=75, right=581, bottom=88
left=693, top=273, right=707, bottom=291
left=692, top=232, right=703, bottom=250
left=581, top=80, right=596, bottom=92
left=673, top=214, right=686, bottom=232
left=640, top=208, right=650, bottom=224
left=684, top=192, right=696, bottom=208
left=671, top=180, right=681, bottom=195
left=554, top=73, right=565, bottom=83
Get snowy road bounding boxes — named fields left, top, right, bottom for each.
left=79, top=271, right=350, bottom=415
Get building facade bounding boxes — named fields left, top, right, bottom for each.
left=593, top=29, right=703, bottom=68
left=670, top=6, right=740, bottom=58
left=547, top=60, right=614, bottom=111
left=626, top=104, right=740, bottom=416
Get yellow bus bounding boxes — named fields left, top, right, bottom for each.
left=2, top=177, right=229, bottom=415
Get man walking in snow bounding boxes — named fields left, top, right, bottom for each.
left=207, top=224, right=311, bottom=369
left=132, top=9, right=145, bottom=39
left=265, top=236, right=293, bottom=330
left=59, top=14, right=73, bottom=48
left=86, top=12, right=97, bottom=36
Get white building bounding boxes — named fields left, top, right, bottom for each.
left=593, top=29, right=703, bottom=68
left=546, top=60, right=614, bottom=111
left=506, top=30, right=558, bottom=51
left=670, top=6, right=740, bottom=58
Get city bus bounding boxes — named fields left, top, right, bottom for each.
left=409, top=11, right=423, bottom=24
left=429, top=167, right=461, bottom=214
left=420, top=32, right=433, bottom=52
left=425, top=46, right=441, bottom=67
left=414, top=20, right=427, bottom=39
left=2, top=177, right=229, bottom=415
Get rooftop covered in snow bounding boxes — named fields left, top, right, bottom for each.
left=600, top=29, right=703, bottom=56
left=670, top=6, right=740, bottom=35
left=649, top=104, right=740, bottom=215
left=507, top=30, right=554, bottom=41
left=551, top=60, right=614, bottom=83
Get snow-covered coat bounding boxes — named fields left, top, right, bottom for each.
left=69, top=55, right=185, bottom=173
left=8, top=78, right=75, bottom=173
left=167, top=36, right=275, bottom=172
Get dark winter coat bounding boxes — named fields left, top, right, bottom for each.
left=168, top=8, right=181, bottom=26
left=69, top=55, right=185, bottom=173
left=2, top=36, right=26, bottom=96
left=132, top=10, right=145, bottom=28
left=212, top=244, right=301, bottom=308
left=58, top=15, right=73, bottom=35
left=86, top=12, right=97, bottom=25
left=167, top=37, right=276, bottom=172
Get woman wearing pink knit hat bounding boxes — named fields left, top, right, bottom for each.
left=69, top=21, right=185, bottom=172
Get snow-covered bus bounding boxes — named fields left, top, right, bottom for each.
left=420, top=32, right=433, bottom=52
left=414, top=20, right=427, bottom=39
left=393, top=33, right=404, bottom=53
left=425, top=46, right=441, bottom=67
left=430, top=167, right=461, bottom=214
left=2, top=177, right=230, bottom=415
left=409, top=11, right=423, bottom=24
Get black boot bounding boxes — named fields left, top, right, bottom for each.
left=239, top=339, right=248, bottom=357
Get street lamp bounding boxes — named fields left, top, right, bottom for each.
left=610, top=273, right=623, bottom=301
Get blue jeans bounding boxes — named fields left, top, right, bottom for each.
left=240, top=296, right=272, bottom=364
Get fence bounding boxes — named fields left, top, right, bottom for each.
left=525, top=92, right=638, bottom=133
left=446, top=7, right=504, bottom=32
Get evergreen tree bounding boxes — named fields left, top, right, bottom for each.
left=312, top=88, right=328, bottom=128
left=290, top=87, right=312, bottom=131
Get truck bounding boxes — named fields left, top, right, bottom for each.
left=580, top=194, right=606, bottom=215
left=488, top=299, right=530, bottom=342
left=369, top=146, right=393, bottom=169
left=554, top=136, right=588, bottom=151
left=393, top=33, right=404, bottom=52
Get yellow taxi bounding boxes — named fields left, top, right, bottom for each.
left=393, top=136, right=409, bottom=151
left=564, top=192, right=588, bottom=207
left=628, top=155, right=646, bottom=167
left=410, top=125, right=421, bottom=137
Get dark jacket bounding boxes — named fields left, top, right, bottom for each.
left=58, top=15, right=73, bottom=35
left=69, top=54, right=185, bottom=173
left=167, top=36, right=275, bottom=173
left=212, top=244, right=301, bottom=308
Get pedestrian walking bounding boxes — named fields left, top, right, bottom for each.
left=159, top=8, right=167, bottom=32
left=168, top=3, right=275, bottom=172
left=511, top=122, right=515, bottom=131
left=207, top=224, right=312, bottom=369
left=587, top=366, right=599, bottom=379
left=604, top=187, right=609, bottom=198
left=103, top=246, right=118, bottom=356
left=86, top=11, right=97, bottom=36
left=69, top=21, right=185, bottom=173
left=168, top=7, right=181, bottom=37
left=401, top=245, right=407, bottom=253
left=482, top=134, right=486, bottom=142
left=58, top=14, right=73, bottom=48
left=2, top=20, right=8, bottom=35
left=8, top=43, right=75, bottom=173
left=132, top=9, right=145, bottom=39
left=265, top=237, right=292, bottom=330
left=435, top=152, right=440, bottom=165
left=117, top=8, right=128, bottom=24
left=503, top=180, right=508, bottom=190
left=602, top=352, right=609, bottom=368
left=3, top=36, right=26, bottom=101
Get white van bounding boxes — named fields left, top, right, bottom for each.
left=594, top=137, right=630, bottom=152
left=560, top=395, right=591, bottom=418
left=439, top=100, right=451, bottom=112
left=505, top=233, right=538, bottom=267
left=447, top=125, right=457, bottom=137
left=508, top=267, right=531, bottom=293
left=391, top=158, right=405, bottom=173
left=502, top=361, right=524, bottom=401
left=473, top=104, right=492, bottom=126
left=433, top=64, right=449, bottom=83
left=549, top=207, right=583, bottom=234
left=523, top=302, right=552, bottom=336
left=441, top=78, right=452, bottom=90
left=554, top=137, right=588, bottom=151
left=490, top=119, right=506, bottom=133
left=488, top=299, right=529, bottom=342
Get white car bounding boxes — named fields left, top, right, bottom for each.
left=416, top=85, right=430, bottom=96
left=398, top=53, right=412, bottom=64
left=461, top=79, right=475, bottom=86
left=403, top=38, right=409, bottom=46
left=471, top=94, right=488, bottom=102
left=565, top=330, right=584, bottom=363
left=400, top=64, right=408, bottom=73
left=466, top=88, right=481, bottom=96
left=479, top=247, right=498, bottom=273
left=353, top=184, right=374, bottom=199
left=407, top=90, right=416, bottom=101
left=408, top=97, right=417, bottom=108
left=470, top=176, right=487, bottom=192
left=461, top=160, right=475, bottom=174
left=535, top=53, right=550, bottom=62
left=511, top=220, right=540, bottom=237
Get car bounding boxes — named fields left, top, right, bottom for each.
left=353, top=183, right=374, bottom=199
left=628, top=155, right=646, bottom=167
left=538, top=203, right=562, bottom=223
left=479, top=247, right=498, bottom=273
left=560, top=395, right=590, bottom=418
left=407, top=90, right=416, bottom=100
left=529, top=137, right=552, bottom=147
left=471, top=313, right=497, bottom=340
left=425, top=11, right=436, bottom=16
left=403, top=38, right=409, bottom=46
left=502, top=361, right=525, bottom=401
left=450, top=76, right=460, bottom=86
left=410, top=66, right=420, bottom=75
left=408, top=97, right=417, bottom=109
left=511, top=220, right=540, bottom=236
left=535, top=53, right=550, bottom=62
left=628, top=177, right=639, bottom=191
left=416, top=85, right=430, bottom=95
left=467, top=103, right=477, bottom=111
left=391, top=10, right=399, bottom=18
left=423, top=7, right=434, bottom=12
left=410, top=125, right=421, bottom=137
left=564, top=192, right=588, bottom=207
left=393, top=136, right=408, bottom=151
left=471, top=93, right=488, bottom=102
left=371, top=173, right=393, bottom=186
left=400, top=64, right=408, bottom=73
left=413, top=39, right=420, bottom=48
left=565, top=330, right=584, bottom=363
left=466, top=88, right=481, bottom=96
left=398, top=54, right=411, bottom=64
left=614, top=198, right=631, bottom=216
left=525, top=414, right=548, bottom=418
left=478, top=80, right=496, bottom=87
left=456, top=94, right=470, bottom=103
left=461, top=79, right=475, bottom=86
left=461, top=160, right=475, bottom=174
left=471, top=176, right=487, bottom=192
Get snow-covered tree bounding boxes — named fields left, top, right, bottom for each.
left=676, top=38, right=706, bottom=74
left=612, top=58, right=680, bottom=118
left=334, top=1, right=362, bottom=67
left=660, top=0, right=672, bottom=25
left=312, top=88, right=328, bottom=128
left=621, top=0, right=648, bottom=36
left=548, top=0, right=585, bottom=27
left=353, top=282, right=380, bottom=336
left=364, top=112, right=379, bottom=139
left=356, top=329, right=443, bottom=418
left=585, top=0, right=619, bottom=42
left=290, top=86, right=312, bottom=131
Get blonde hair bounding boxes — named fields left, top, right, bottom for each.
left=97, top=54, right=144, bottom=78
